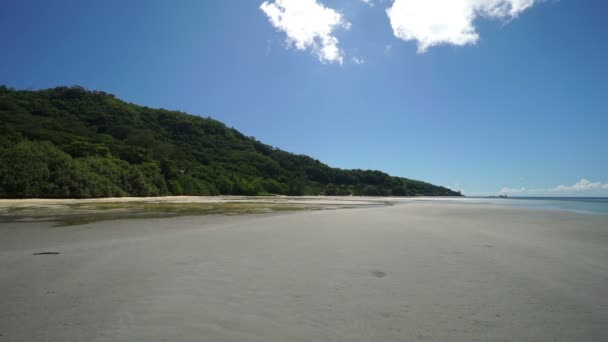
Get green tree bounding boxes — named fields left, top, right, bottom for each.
left=325, top=183, right=338, bottom=196
left=0, top=86, right=462, bottom=199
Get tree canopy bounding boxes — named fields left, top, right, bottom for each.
left=0, top=86, right=462, bottom=198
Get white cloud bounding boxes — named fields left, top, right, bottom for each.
left=260, top=0, right=351, bottom=64
left=499, top=186, right=527, bottom=194
left=554, top=179, right=608, bottom=192
left=498, top=179, right=608, bottom=196
left=351, top=56, right=365, bottom=64
left=361, top=0, right=375, bottom=7
left=384, top=44, right=392, bottom=55
left=386, top=0, right=538, bottom=52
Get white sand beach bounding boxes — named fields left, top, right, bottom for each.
left=1, top=200, right=607, bottom=341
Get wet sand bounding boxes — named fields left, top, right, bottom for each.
left=0, top=196, right=388, bottom=227
left=1, top=201, right=607, bottom=341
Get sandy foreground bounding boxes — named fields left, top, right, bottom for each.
left=1, top=200, right=607, bottom=341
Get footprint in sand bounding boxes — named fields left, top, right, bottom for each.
left=371, top=270, right=387, bottom=278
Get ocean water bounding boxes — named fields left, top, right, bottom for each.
left=470, top=197, right=608, bottom=215
left=405, top=197, right=608, bottom=215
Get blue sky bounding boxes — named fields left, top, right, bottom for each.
left=1, top=0, right=606, bottom=196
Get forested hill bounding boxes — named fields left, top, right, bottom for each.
left=0, top=86, right=461, bottom=198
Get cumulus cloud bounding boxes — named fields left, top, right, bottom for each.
left=499, top=179, right=608, bottom=196
left=554, top=179, right=608, bottom=192
left=386, top=0, right=538, bottom=52
left=260, top=0, right=351, bottom=64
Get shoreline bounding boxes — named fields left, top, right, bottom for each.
left=0, top=195, right=396, bottom=206
left=0, top=196, right=397, bottom=227
left=2, top=195, right=606, bottom=217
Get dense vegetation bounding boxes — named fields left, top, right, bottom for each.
left=0, top=86, right=461, bottom=198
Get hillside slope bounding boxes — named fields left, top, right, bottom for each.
left=0, top=86, right=461, bottom=198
